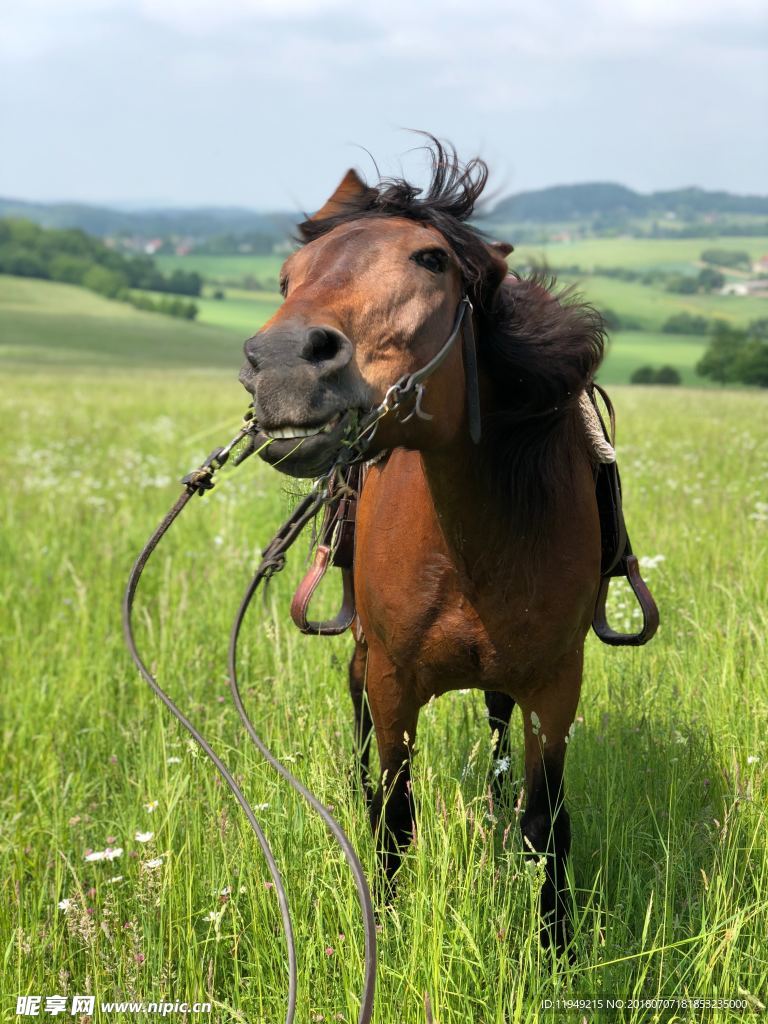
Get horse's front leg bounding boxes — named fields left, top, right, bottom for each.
left=364, top=640, right=420, bottom=887
left=517, top=654, right=583, bottom=956
left=485, top=690, right=516, bottom=803
left=348, top=635, right=373, bottom=803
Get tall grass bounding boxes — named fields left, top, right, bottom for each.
left=1, top=374, right=766, bottom=1022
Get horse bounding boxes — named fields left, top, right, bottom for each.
left=238, top=141, right=607, bottom=953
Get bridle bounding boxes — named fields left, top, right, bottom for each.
left=122, top=291, right=480, bottom=1024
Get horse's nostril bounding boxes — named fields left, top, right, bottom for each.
left=244, top=336, right=260, bottom=369
left=303, top=327, right=346, bottom=365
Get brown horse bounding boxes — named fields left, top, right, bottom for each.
left=239, top=141, right=606, bottom=953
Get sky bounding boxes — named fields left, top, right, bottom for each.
left=1, top=0, right=766, bottom=210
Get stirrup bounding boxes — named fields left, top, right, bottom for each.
left=290, top=549, right=356, bottom=636
left=592, top=554, right=659, bottom=647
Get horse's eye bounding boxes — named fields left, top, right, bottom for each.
left=279, top=277, right=288, bottom=297
left=411, top=248, right=449, bottom=274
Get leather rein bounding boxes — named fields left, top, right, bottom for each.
left=122, top=292, right=477, bottom=1024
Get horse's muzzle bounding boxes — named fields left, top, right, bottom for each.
left=248, top=408, right=361, bottom=478
left=239, top=319, right=372, bottom=477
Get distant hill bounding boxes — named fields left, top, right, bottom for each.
left=0, top=197, right=297, bottom=242
left=486, top=183, right=768, bottom=223
left=3, top=183, right=767, bottom=245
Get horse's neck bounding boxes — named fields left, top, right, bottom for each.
left=417, top=432, right=589, bottom=583
left=418, top=436, right=514, bottom=580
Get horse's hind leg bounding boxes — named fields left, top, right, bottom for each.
left=485, top=691, right=516, bottom=802
left=348, top=635, right=373, bottom=803
left=518, top=655, right=582, bottom=956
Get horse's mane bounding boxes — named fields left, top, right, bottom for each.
left=300, top=136, right=606, bottom=536
left=297, top=136, right=493, bottom=292
left=480, top=274, right=606, bottom=536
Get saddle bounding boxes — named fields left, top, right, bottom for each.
left=291, top=389, right=659, bottom=646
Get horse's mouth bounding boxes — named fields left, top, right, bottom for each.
left=261, top=411, right=343, bottom=441
left=252, top=408, right=359, bottom=477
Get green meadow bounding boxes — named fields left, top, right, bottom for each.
left=1, top=233, right=767, bottom=1022
left=156, top=254, right=284, bottom=286
left=510, top=235, right=768, bottom=273
left=2, top=343, right=767, bottom=1023
left=152, top=235, right=768, bottom=389
left=0, top=276, right=240, bottom=371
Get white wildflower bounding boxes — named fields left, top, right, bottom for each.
left=747, top=755, right=760, bottom=765
left=58, top=899, right=72, bottom=911
left=144, top=801, right=159, bottom=813
left=493, top=757, right=510, bottom=778
left=144, top=857, right=164, bottom=869
left=135, top=831, right=154, bottom=843
left=166, top=757, right=182, bottom=765
left=639, top=554, right=666, bottom=571
left=84, top=847, right=123, bottom=862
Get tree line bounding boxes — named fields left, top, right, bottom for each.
left=0, top=219, right=202, bottom=319
left=697, top=319, right=768, bottom=387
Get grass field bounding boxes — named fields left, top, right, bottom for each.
left=156, top=254, right=284, bottom=286
left=559, top=276, right=767, bottom=333
left=156, top=237, right=768, bottom=282
left=601, top=332, right=708, bottom=387
left=2, top=361, right=767, bottom=1022
left=0, top=277, right=241, bottom=371
left=509, top=236, right=768, bottom=273
left=153, top=235, right=768, bottom=390
left=5, top=273, right=714, bottom=390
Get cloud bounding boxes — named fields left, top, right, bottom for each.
left=1, top=0, right=765, bottom=202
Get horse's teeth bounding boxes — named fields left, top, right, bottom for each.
left=265, top=414, right=341, bottom=440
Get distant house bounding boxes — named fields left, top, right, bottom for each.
left=753, top=254, right=768, bottom=274
left=721, top=279, right=768, bottom=297
left=144, top=238, right=163, bottom=255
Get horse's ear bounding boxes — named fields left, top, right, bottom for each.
left=489, top=240, right=514, bottom=258
left=483, top=240, right=513, bottom=295
left=311, top=169, right=374, bottom=221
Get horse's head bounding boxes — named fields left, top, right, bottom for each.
left=239, top=152, right=509, bottom=478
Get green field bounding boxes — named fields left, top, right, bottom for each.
left=0, top=276, right=242, bottom=371
left=560, top=275, right=767, bottom=332
left=601, top=332, right=707, bottom=386
left=510, top=235, right=768, bottom=273
left=0, top=273, right=753, bottom=395
left=2, top=354, right=766, bottom=1021
left=156, top=237, right=768, bottom=281
left=152, top=237, right=767, bottom=391
left=156, top=254, right=284, bottom=286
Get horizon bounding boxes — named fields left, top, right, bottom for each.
left=3, top=178, right=768, bottom=215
